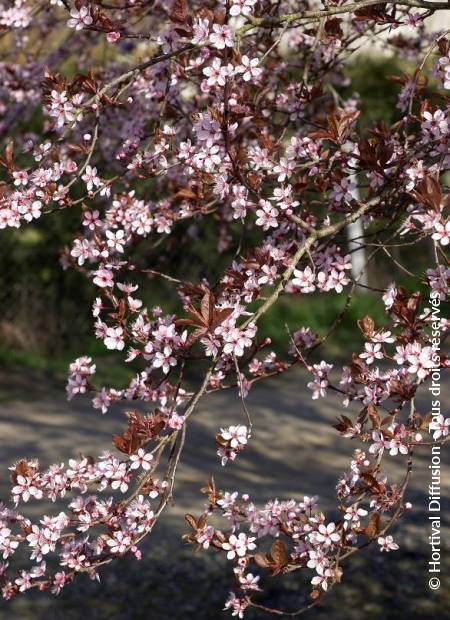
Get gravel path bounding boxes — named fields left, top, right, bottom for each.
left=0, top=367, right=448, bottom=619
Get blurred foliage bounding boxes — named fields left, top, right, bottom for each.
left=257, top=291, right=384, bottom=355
left=344, top=56, right=404, bottom=130
left=0, top=211, right=90, bottom=354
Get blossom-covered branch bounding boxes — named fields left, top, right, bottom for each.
left=0, top=0, right=449, bottom=615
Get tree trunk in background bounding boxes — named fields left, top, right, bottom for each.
left=347, top=218, right=369, bottom=287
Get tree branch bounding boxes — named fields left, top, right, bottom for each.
left=239, top=0, right=450, bottom=34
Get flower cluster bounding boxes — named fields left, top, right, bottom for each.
left=0, top=446, right=165, bottom=598
left=216, top=425, right=249, bottom=465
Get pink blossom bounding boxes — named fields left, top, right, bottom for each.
left=93, top=268, right=114, bottom=288
left=230, top=0, right=257, bottom=17
left=107, top=531, right=132, bottom=554
left=222, top=533, right=256, bottom=560
left=209, top=24, right=234, bottom=50
left=192, top=18, right=210, bottom=45
left=237, top=56, right=263, bottom=82
left=104, top=326, right=125, bottom=351
left=67, top=7, right=93, bottom=31
left=429, top=415, right=450, bottom=440
left=129, top=449, right=154, bottom=471
left=82, top=165, right=101, bottom=192
left=377, top=536, right=399, bottom=552
left=203, top=58, right=232, bottom=88
left=313, top=522, right=341, bottom=547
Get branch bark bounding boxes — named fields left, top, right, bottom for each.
left=239, top=0, right=450, bottom=34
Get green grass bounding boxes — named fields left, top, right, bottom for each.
left=0, top=340, right=135, bottom=388
left=257, top=290, right=386, bottom=357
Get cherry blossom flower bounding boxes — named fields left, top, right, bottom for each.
left=129, top=449, right=154, bottom=471
left=209, top=24, right=234, bottom=50
left=222, top=533, right=256, bottom=560
left=71, top=239, right=91, bottom=266
left=192, top=18, right=210, bottom=45
left=313, top=522, right=341, bottom=548
left=406, top=345, right=435, bottom=379
left=377, top=536, right=399, bottom=552
left=67, top=7, right=93, bottom=31
left=343, top=505, right=368, bottom=529
left=106, top=229, right=126, bottom=253
left=311, top=566, right=334, bottom=591
left=230, top=0, right=257, bottom=16
left=82, top=166, right=101, bottom=192
left=195, top=524, right=216, bottom=549
left=107, top=531, right=132, bottom=554
left=292, top=266, right=316, bottom=293
left=331, top=178, right=356, bottom=205
left=429, top=415, right=450, bottom=440
left=432, top=220, right=450, bottom=246
left=224, top=592, right=249, bottom=618
left=255, top=200, right=279, bottom=230
left=383, top=284, right=397, bottom=309
left=0, top=528, right=19, bottom=560
left=104, top=326, right=125, bottom=351
left=237, top=56, right=263, bottom=82
left=51, top=571, right=68, bottom=595
left=93, top=268, right=114, bottom=288
left=273, top=158, right=295, bottom=182
left=369, top=431, right=389, bottom=456
left=360, top=343, right=384, bottom=365
left=237, top=572, right=261, bottom=591
left=219, top=425, right=248, bottom=449
left=203, top=58, right=231, bottom=88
